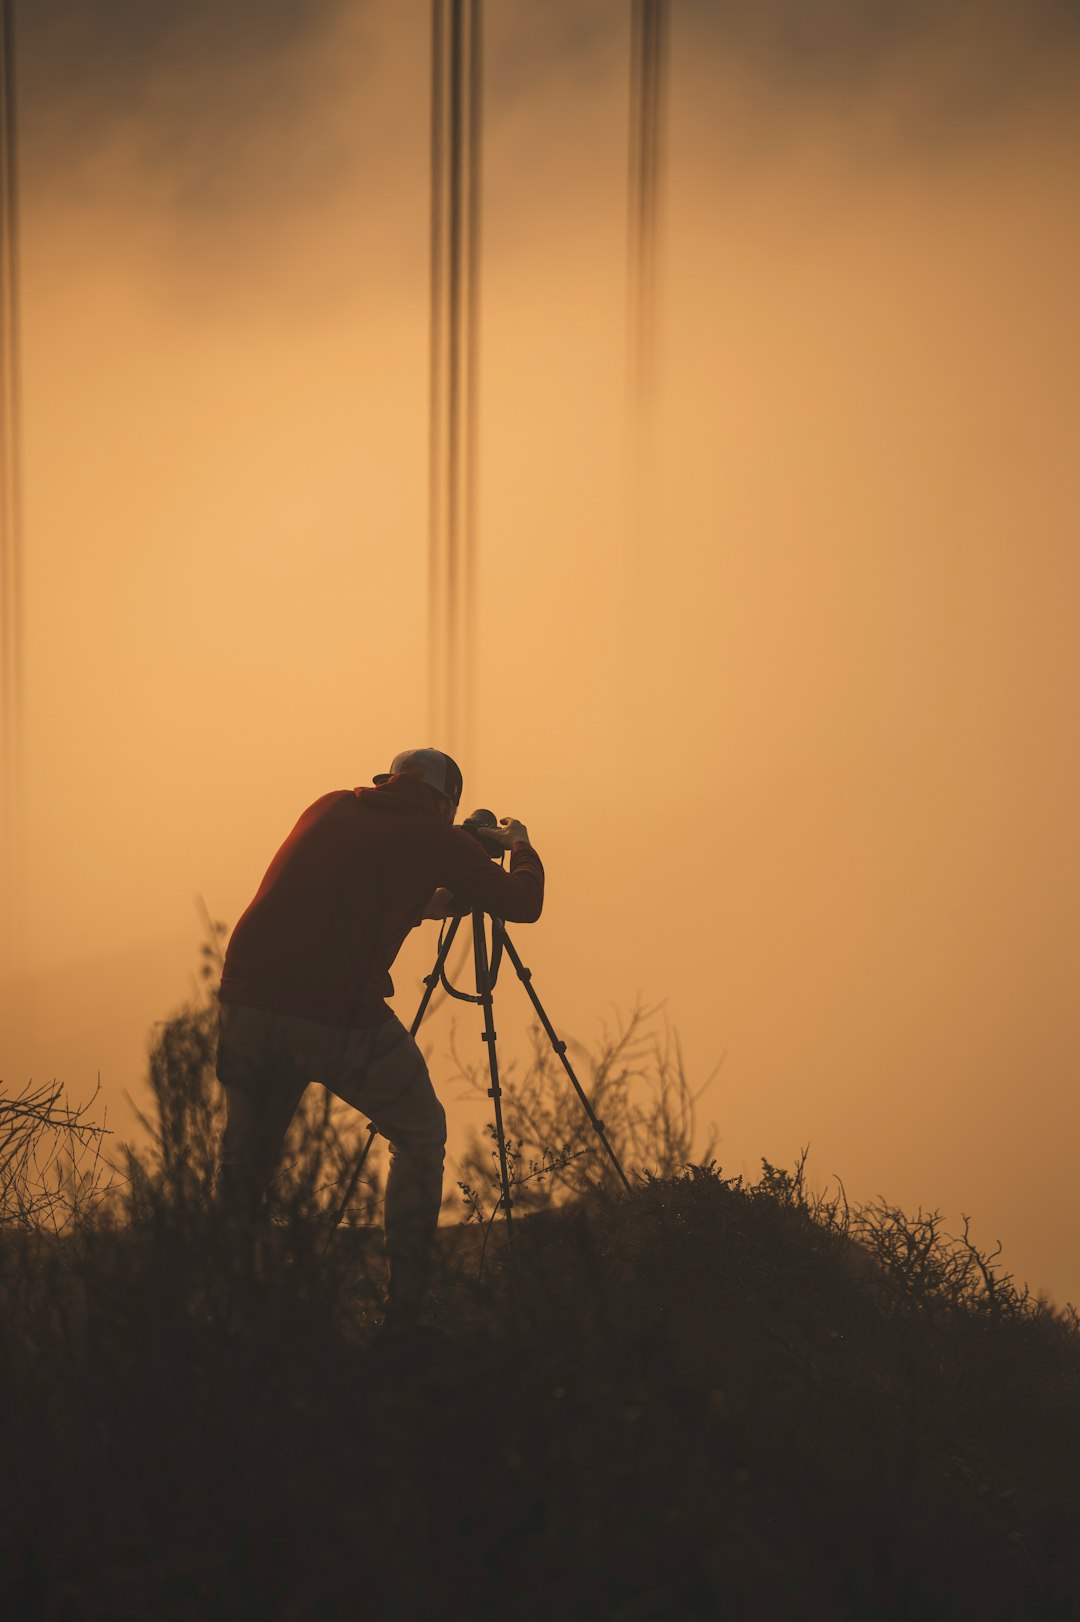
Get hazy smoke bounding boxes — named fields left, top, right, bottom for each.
left=3, top=0, right=1078, bottom=1305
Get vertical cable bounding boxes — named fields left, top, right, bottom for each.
left=428, top=0, right=482, bottom=767
left=627, top=0, right=667, bottom=427
left=427, top=0, right=446, bottom=739
left=626, top=0, right=668, bottom=592
left=640, top=0, right=658, bottom=400
left=445, top=0, right=463, bottom=749
left=627, top=0, right=644, bottom=411
left=462, top=0, right=482, bottom=775
left=0, top=0, right=24, bottom=965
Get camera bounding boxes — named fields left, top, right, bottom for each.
left=461, top=807, right=505, bottom=859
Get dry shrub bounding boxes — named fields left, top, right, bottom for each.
left=451, top=998, right=720, bottom=1237
left=0, top=1078, right=114, bottom=1234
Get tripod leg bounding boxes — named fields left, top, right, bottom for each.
left=472, top=909, right=518, bottom=1264
left=409, top=910, right=465, bottom=1036
left=496, top=925, right=633, bottom=1194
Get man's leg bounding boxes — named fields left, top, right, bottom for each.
left=215, top=1002, right=305, bottom=1254
left=326, top=1017, right=447, bottom=1319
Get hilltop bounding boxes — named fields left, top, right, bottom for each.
left=2, top=1127, right=1078, bottom=1620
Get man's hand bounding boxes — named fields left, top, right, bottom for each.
left=421, top=887, right=458, bottom=920
left=480, top=817, right=531, bottom=850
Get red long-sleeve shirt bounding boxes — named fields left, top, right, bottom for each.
left=219, top=773, right=545, bottom=1028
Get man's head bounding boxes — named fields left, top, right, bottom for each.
left=374, top=747, right=463, bottom=822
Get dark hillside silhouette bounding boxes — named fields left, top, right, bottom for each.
left=2, top=973, right=1078, bottom=1621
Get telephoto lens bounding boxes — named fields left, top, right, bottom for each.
left=462, top=807, right=504, bottom=859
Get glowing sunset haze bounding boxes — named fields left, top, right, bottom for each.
left=1, top=0, right=1078, bottom=1302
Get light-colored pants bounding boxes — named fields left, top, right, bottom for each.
left=215, top=1001, right=446, bottom=1309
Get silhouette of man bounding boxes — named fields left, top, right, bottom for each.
left=214, top=748, right=544, bottom=1319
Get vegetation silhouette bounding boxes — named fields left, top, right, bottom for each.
left=2, top=943, right=1078, bottom=1620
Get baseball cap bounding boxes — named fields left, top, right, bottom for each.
left=373, top=747, right=463, bottom=808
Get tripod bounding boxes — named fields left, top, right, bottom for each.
left=332, top=907, right=631, bottom=1246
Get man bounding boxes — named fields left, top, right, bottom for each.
left=214, top=747, right=544, bottom=1319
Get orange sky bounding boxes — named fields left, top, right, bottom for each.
left=2, top=1, right=1078, bottom=1301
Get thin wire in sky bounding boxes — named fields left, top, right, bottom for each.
left=429, top=0, right=482, bottom=769
left=627, top=0, right=668, bottom=463
left=0, top=0, right=24, bottom=956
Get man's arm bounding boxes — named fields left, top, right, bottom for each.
left=419, top=887, right=458, bottom=921
left=438, top=821, right=545, bottom=923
